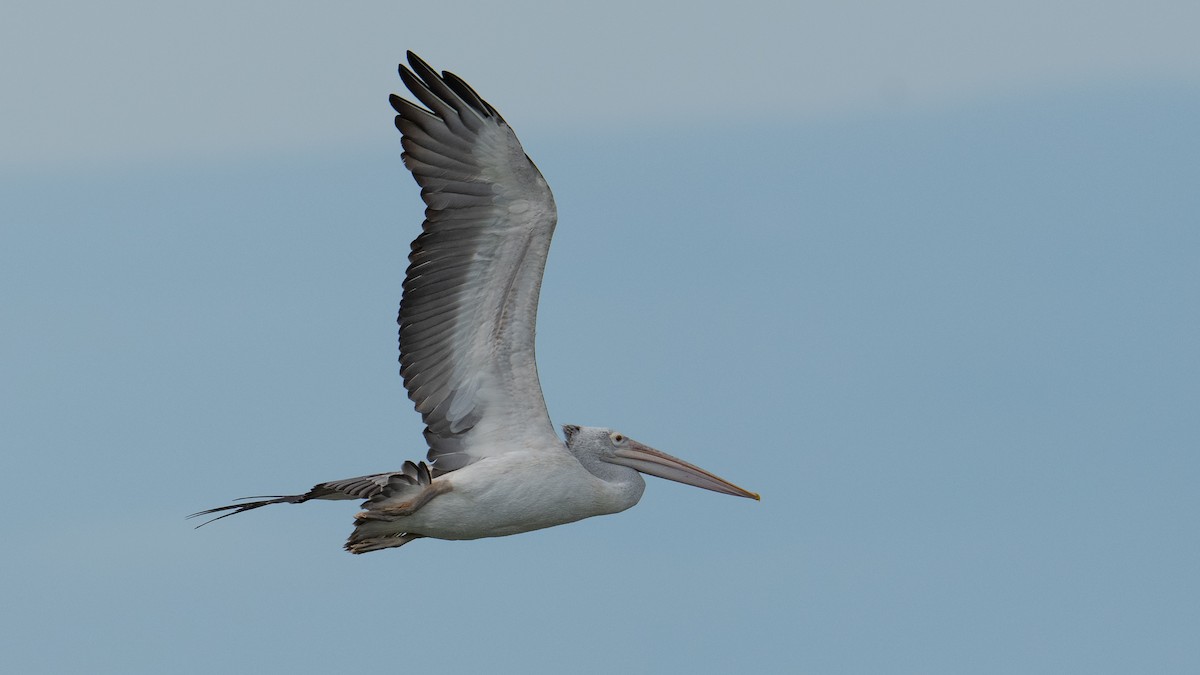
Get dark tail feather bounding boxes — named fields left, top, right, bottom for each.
left=187, top=495, right=307, bottom=528
left=363, top=461, right=433, bottom=508
left=189, top=469, right=419, bottom=529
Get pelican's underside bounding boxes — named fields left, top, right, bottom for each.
left=344, top=450, right=640, bottom=553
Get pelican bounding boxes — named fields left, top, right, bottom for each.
left=192, top=52, right=759, bottom=554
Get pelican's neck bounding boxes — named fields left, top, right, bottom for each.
left=570, top=444, right=647, bottom=513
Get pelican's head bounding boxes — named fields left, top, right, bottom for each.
left=562, top=424, right=759, bottom=500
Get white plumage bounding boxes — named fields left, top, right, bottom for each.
left=192, top=52, right=757, bottom=554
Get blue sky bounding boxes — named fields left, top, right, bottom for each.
left=2, top=2, right=1198, bottom=673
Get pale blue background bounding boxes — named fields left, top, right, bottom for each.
left=2, top=2, right=1198, bottom=673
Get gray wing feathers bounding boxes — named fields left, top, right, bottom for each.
left=190, top=54, right=559, bottom=539
left=392, top=51, right=558, bottom=473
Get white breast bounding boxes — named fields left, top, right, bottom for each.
left=404, top=450, right=638, bottom=540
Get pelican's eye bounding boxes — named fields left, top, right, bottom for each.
left=609, top=432, right=626, bottom=446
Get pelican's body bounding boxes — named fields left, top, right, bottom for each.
left=359, top=442, right=644, bottom=542
left=193, top=53, right=757, bottom=553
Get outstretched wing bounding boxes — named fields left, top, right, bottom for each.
left=393, top=52, right=560, bottom=475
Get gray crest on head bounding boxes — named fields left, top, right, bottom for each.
left=562, top=424, right=581, bottom=442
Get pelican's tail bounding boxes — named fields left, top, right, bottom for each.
left=189, top=469, right=416, bottom=527
left=345, top=461, right=443, bottom=554
left=187, top=493, right=308, bottom=526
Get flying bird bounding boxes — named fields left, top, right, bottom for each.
left=191, top=52, right=759, bottom=554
